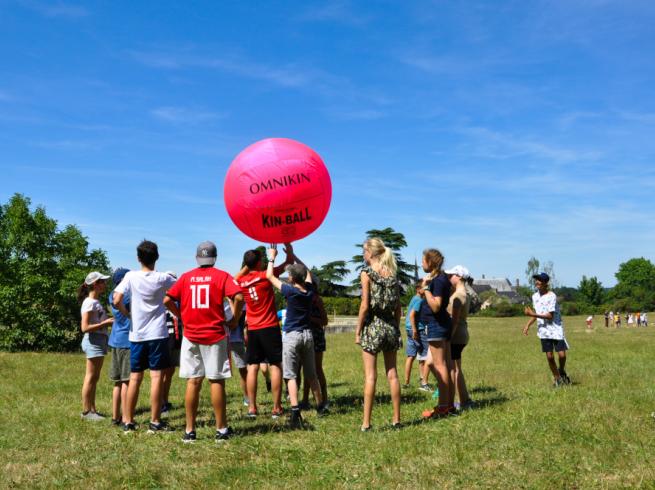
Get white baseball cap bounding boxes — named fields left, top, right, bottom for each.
left=84, top=271, right=110, bottom=285
left=444, top=265, right=470, bottom=279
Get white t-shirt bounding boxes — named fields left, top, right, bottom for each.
left=531, top=291, right=565, bottom=340
left=115, top=270, right=176, bottom=342
left=81, top=297, right=109, bottom=336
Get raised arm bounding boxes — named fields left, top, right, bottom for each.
left=273, top=242, right=295, bottom=276
left=234, top=265, right=250, bottom=280
left=355, top=271, right=370, bottom=344
left=266, top=247, right=284, bottom=291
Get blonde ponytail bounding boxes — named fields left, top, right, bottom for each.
left=365, top=237, right=398, bottom=276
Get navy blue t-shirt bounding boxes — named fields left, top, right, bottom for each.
left=419, top=273, right=452, bottom=328
left=281, top=282, right=315, bottom=333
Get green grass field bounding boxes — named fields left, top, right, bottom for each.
left=1, top=315, right=654, bottom=489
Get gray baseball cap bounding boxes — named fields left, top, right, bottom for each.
left=84, top=271, right=110, bottom=285
left=196, top=241, right=217, bottom=266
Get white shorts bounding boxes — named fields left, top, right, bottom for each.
left=179, top=337, right=231, bottom=380
left=230, top=341, right=247, bottom=370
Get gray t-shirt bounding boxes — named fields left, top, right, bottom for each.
left=81, top=297, right=109, bottom=343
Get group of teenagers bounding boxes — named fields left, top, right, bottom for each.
left=78, top=236, right=571, bottom=440
left=602, top=310, right=648, bottom=328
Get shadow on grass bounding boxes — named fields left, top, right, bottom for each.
left=327, top=391, right=428, bottom=415
left=398, top=393, right=511, bottom=427
left=470, top=385, right=498, bottom=394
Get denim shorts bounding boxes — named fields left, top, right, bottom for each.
left=426, top=322, right=451, bottom=342
left=130, top=338, right=171, bottom=372
left=81, top=334, right=108, bottom=359
left=405, top=329, right=429, bottom=360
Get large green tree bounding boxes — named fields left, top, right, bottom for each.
left=350, top=227, right=413, bottom=288
left=311, top=260, right=351, bottom=297
left=578, top=275, right=605, bottom=306
left=0, top=194, right=109, bottom=351
left=610, top=257, right=655, bottom=309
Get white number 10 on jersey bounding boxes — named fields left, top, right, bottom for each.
left=190, top=284, right=210, bottom=309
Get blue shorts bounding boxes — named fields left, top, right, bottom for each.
left=405, top=329, right=429, bottom=360
left=81, top=334, right=108, bottom=359
left=130, top=338, right=171, bottom=372
left=426, top=322, right=451, bottom=342
left=540, top=338, right=568, bottom=353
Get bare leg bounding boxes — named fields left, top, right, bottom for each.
left=287, top=378, right=299, bottom=406
left=419, top=360, right=428, bottom=384
left=428, top=341, right=449, bottom=410
left=161, top=366, right=175, bottom=406
left=149, top=369, right=163, bottom=424
left=124, top=371, right=144, bottom=424
left=361, top=350, right=377, bottom=429
left=383, top=351, right=401, bottom=425
left=546, top=352, right=560, bottom=379
left=557, top=351, right=567, bottom=372
left=238, top=367, right=248, bottom=399
left=454, top=358, right=470, bottom=403
left=269, top=363, right=283, bottom=412
left=404, top=356, right=414, bottom=385
left=82, top=357, right=104, bottom=413
left=246, top=364, right=259, bottom=413
left=120, top=381, right=129, bottom=420
left=184, top=377, right=203, bottom=433
left=112, top=382, right=121, bottom=420
left=315, top=352, right=327, bottom=404
left=209, top=379, right=227, bottom=430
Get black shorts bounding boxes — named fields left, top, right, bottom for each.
left=451, top=343, right=467, bottom=360
left=540, top=338, right=568, bottom=353
left=246, top=326, right=282, bottom=365
left=311, top=327, right=326, bottom=353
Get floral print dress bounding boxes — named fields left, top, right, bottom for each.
left=360, top=267, right=401, bottom=354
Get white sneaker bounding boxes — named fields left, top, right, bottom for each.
left=81, top=411, right=105, bottom=421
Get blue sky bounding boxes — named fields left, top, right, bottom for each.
left=1, top=0, right=654, bottom=287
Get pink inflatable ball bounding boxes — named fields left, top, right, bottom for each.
left=224, top=138, right=332, bottom=243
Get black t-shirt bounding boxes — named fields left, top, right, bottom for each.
left=419, top=273, right=452, bottom=328
left=281, top=282, right=315, bottom=332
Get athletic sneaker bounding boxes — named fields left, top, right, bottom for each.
left=81, top=411, right=105, bottom=421
left=242, top=397, right=250, bottom=407
left=111, top=418, right=121, bottom=426
left=298, top=401, right=311, bottom=411
left=161, top=402, right=173, bottom=416
left=122, top=422, right=137, bottom=433
left=360, top=425, right=372, bottom=432
left=422, top=407, right=450, bottom=420
left=317, top=403, right=330, bottom=417
left=215, top=426, right=234, bottom=442
left=418, top=383, right=432, bottom=392
left=289, top=409, right=303, bottom=429
left=559, top=370, right=572, bottom=385
left=247, top=410, right=258, bottom=419
left=271, top=408, right=284, bottom=419
left=182, top=431, right=196, bottom=443
left=148, top=421, right=174, bottom=433
left=553, top=377, right=566, bottom=388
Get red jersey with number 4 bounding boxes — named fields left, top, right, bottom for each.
left=238, top=270, right=279, bottom=330
left=166, top=267, right=241, bottom=344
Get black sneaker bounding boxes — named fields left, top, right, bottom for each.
left=559, top=370, right=572, bottom=385
left=215, top=426, right=234, bottom=442
left=182, top=431, right=196, bottom=443
left=122, top=422, right=137, bottom=434
left=317, top=403, right=330, bottom=417
left=289, top=410, right=303, bottom=429
left=298, top=401, right=311, bottom=411
left=161, top=402, right=173, bottom=416
left=148, top=421, right=174, bottom=433
left=111, top=418, right=121, bottom=427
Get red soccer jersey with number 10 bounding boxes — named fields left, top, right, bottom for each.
left=238, top=270, right=279, bottom=330
left=166, top=267, right=241, bottom=345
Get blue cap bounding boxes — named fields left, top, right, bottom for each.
left=532, top=272, right=550, bottom=283
left=112, top=267, right=129, bottom=285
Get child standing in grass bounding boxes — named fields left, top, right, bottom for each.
left=523, top=272, right=571, bottom=387
left=355, top=238, right=402, bottom=431
left=403, top=282, right=431, bottom=391
left=79, top=271, right=114, bottom=421
left=107, top=267, right=131, bottom=426
left=266, top=246, right=327, bottom=428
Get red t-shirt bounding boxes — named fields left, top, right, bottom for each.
left=238, top=270, right=279, bottom=330
left=166, top=267, right=241, bottom=345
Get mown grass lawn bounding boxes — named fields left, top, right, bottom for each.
left=1, top=315, right=654, bottom=489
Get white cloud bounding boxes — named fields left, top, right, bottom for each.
left=20, top=1, right=89, bottom=18
left=151, top=106, right=225, bottom=124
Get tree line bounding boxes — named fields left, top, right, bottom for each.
left=1, top=194, right=653, bottom=351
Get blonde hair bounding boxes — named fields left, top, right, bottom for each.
left=365, top=237, right=397, bottom=276
left=423, top=248, right=444, bottom=275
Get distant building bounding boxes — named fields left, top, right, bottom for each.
left=473, top=275, right=528, bottom=308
